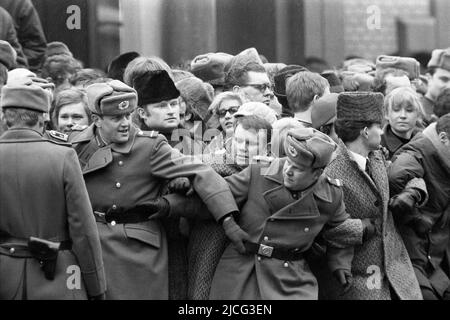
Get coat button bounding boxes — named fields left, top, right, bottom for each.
left=118, top=161, right=124, bottom=167
left=263, top=236, right=269, bottom=241
left=257, top=256, right=261, bottom=261
left=9, top=247, right=15, bottom=254
left=283, top=262, right=289, bottom=268
left=116, top=182, right=121, bottom=189
left=374, top=200, right=381, bottom=207
left=427, top=255, right=432, bottom=261
left=112, top=204, right=117, bottom=210
left=269, top=218, right=274, bottom=222
left=111, top=221, right=116, bottom=226
left=304, top=227, right=310, bottom=232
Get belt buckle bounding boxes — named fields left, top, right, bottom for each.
left=258, top=244, right=274, bottom=258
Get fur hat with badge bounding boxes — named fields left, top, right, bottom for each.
left=86, top=80, right=137, bottom=116
left=285, top=127, right=336, bottom=169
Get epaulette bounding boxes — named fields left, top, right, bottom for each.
left=326, top=177, right=343, bottom=187
left=137, top=130, right=159, bottom=138
left=47, top=130, right=69, bottom=142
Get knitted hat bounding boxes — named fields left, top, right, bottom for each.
left=320, top=70, right=344, bottom=93
left=376, top=55, right=420, bottom=80
left=46, top=41, right=73, bottom=58
left=190, top=52, right=234, bottom=86
left=337, top=92, right=384, bottom=123
left=107, top=51, right=140, bottom=82
left=285, top=128, right=336, bottom=169
left=86, top=80, right=137, bottom=115
left=427, top=48, right=450, bottom=72
left=175, top=76, right=213, bottom=121
left=1, top=80, right=51, bottom=112
left=311, top=93, right=338, bottom=129
left=234, top=101, right=278, bottom=124
left=133, top=70, right=180, bottom=107
left=0, top=40, right=16, bottom=70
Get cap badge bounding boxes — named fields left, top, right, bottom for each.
left=288, top=144, right=298, bottom=157
left=118, top=101, right=129, bottom=110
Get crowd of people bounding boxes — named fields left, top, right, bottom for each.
left=1, top=2, right=450, bottom=301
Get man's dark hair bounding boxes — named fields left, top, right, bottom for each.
left=334, top=119, right=376, bottom=143
left=434, top=88, right=450, bottom=117
left=225, top=61, right=266, bottom=89
left=436, top=114, right=450, bottom=136
left=3, top=108, right=41, bottom=128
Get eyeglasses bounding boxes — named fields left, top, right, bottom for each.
left=243, top=83, right=274, bottom=93
left=218, top=106, right=240, bottom=117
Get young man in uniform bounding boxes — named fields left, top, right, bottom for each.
left=69, top=79, right=239, bottom=300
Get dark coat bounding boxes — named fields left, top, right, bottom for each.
left=389, top=123, right=450, bottom=298
left=0, top=128, right=105, bottom=299
left=0, top=6, right=28, bottom=68
left=0, top=0, right=46, bottom=71
left=209, top=158, right=354, bottom=300
left=70, top=124, right=238, bottom=300
left=381, top=124, right=421, bottom=160
left=319, top=141, right=422, bottom=300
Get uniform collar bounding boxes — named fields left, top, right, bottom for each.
left=0, top=128, right=44, bottom=141
left=263, top=158, right=333, bottom=203
left=70, top=124, right=138, bottom=154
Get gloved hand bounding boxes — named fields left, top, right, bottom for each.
left=222, top=216, right=250, bottom=254
left=122, top=198, right=170, bottom=220
left=361, top=218, right=377, bottom=242
left=89, top=293, right=106, bottom=300
left=389, top=188, right=421, bottom=217
left=333, top=269, right=353, bottom=294
left=167, top=177, right=194, bottom=196
left=411, top=214, right=434, bottom=235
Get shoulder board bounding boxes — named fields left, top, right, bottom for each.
left=137, top=130, right=159, bottom=138
left=326, top=177, right=343, bottom=187
left=47, top=130, right=68, bottom=142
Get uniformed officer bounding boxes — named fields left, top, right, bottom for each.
left=0, top=81, right=106, bottom=299
left=209, top=128, right=358, bottom=300
left=69, top=79, right=239, bottom=300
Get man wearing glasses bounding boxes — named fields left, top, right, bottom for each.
left=226, top=61, right=274, bottom=106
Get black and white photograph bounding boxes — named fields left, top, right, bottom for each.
left=0, top=0, right=449, bottom=308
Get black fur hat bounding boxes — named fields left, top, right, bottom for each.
left=133, top=70, right=180, bottom=106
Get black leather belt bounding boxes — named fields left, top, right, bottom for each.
left=244, top=241, right=304, bottom=261
left=0, top=235, right=72, bottom=257
left=94, top=210, right=150, bottom=225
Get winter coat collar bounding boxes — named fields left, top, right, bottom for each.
left=263, top=158, right=334, bottom=206
left=70, top=123, right=138, bottom=154
left=0, top=128, right=44, bottom=142
left=382, top=124, right=420, bottom=156
left=423, top=122, right=450, bottom=170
